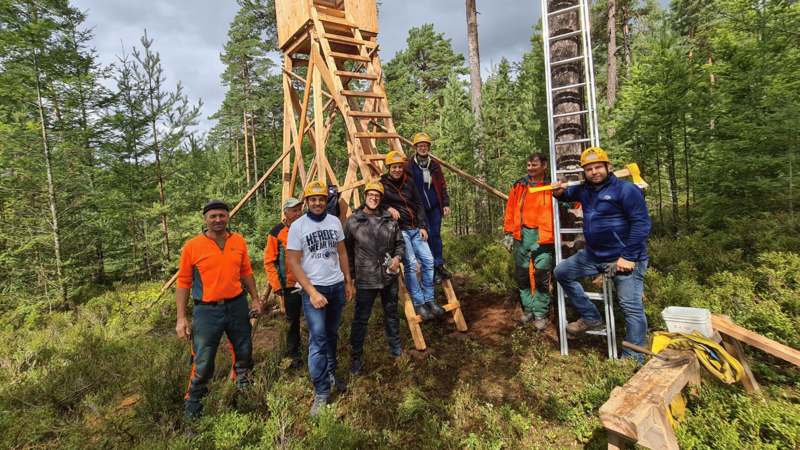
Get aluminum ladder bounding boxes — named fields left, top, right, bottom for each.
left=541, top=0, right=617, bottom=359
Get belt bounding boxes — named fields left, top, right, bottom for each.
left=193, top=292, right=245, bottom=307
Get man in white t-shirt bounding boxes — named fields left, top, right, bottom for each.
left=286, top=180, right=354, bottom=417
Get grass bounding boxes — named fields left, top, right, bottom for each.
left=1, top=214, right=799, bottom=448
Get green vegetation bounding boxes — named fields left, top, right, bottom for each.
left=1, top=215, right=798, bottom=448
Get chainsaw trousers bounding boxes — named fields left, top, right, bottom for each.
left=184, top=293, right=253, bottom=418
left=513, top=227, right=555, bottom=317
left=284, top=289, right=303, bottom=359
left=553, top=249, right=648, bottom=363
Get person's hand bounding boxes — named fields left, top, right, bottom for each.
left=310, top=290, right=328, bottom=309
left=420, top=229, right=429, bottom=241
left=250, top=297, right=262, bottom=316
left=616, top=257, right=635, bottom=273
left=550, top=181, right=565, bottom=196
left=345, top=282, right=354, bottom=303
left=388, top=257, right=401, bottom=272
left=175, top=317, right=191, bottom=340
left=387, top=207, right=400, bottom=220
left=443, top=206, right=451, bottom=218
left=503, top=234, right=514, bottom=253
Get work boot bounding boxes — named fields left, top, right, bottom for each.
left=427, top=301, right=446, bottom=315
left=566, top=318, right=605, bottom=335
left=288, top=357, right=303, bottom=369
left=310, top=397, right=328, bottom=416
left=329, top=372, right=348, bottom=393
left=415, top=303, right=434, bottom=321
left=437, top=265, right=453, bottom=280
left=521, top=312, right=534, bottom=324
left=534, top=316, right=548, bottom=331
left=389, top=348, right=404, bottom=358
left=433, top=269, right=443, bottom=285
left=349, top=358, right=362, bottom=378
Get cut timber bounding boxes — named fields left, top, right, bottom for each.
left=328, top=52, right=370, bottom=62
left=442, top=279, right=468, bottom=332
left=711, top=315, right=800, bottom=367
left=398, top=274, right=426, bottom=350
left=341, top=89, right=383, bottom=98
left=713, top=314, right=760, bottom=394
left=347, top=110, right=391, bottom=118
left=322, top=33, right=377, bottom=47
left=599, top=349, right=700, bottom=450
left=335, top=70, right=379, bottom=80
left=316, top=15, right=357, bottom=28
left=354, top=132, right=400, bottom=139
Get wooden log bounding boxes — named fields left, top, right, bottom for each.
left=398, top=274, right=426, bottom=350
left=713, top=314, right=759, bottom=394
left=442, top=279, right=468, bottom=332
left=711, top=315, right=800, bottom=367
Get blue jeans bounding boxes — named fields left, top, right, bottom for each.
left=553, top=250, right=649, bottom=363
left=425, top=206, right=444, bottom=266
left=301, top=282, right=346, bottom=398
left=401, top=228, right=435, bottom=305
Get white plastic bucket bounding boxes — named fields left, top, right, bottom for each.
left=661, top=306, right=713, bottom=337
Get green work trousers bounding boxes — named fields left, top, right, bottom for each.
left=513, top=227, right=555, bottom=317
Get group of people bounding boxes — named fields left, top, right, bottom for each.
left=174, top=136, right=652, bottom=419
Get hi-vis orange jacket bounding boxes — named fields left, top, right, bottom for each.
left=177, top=231, right=254, bottom=302
left=503, top=177, right=556, bottom=245
left=263, top=220, right=297, bottom=292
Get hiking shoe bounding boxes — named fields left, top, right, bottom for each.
left=566, top=318, right=605, bottom=335
left=349, top=358, right=363, bottom=378
left=310, top=397, right=328, bottom=416
left=433, top=269, right=443, bottom=285
left=329, top=372, right=348, bottom=393
left=521, top=312, right=535, bottom=324
left=288, top=357, right=303, bottom=369
left=389, top=348, right=404, bottom=358
left=427, top=301, right=446, bottom=316
left=415, top=303, right=434, bottom=321
left=534, top=316, right=548, bottom=331
left=437, top=265, right=453, bottom=280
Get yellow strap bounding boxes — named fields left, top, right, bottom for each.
left=652, top=331, right=744, bottom=384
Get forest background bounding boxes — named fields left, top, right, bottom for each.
left=0, top=0, right=799, bottom=448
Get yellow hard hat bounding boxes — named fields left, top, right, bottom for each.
left=413, top=132, right=432, bottom=146
left=304, top=180, right=328, bottom=198
left=385, top=151, right=406, bottom=167
left=363, top=180, right=384, bottom=197
left=580, top=147, right=610, bottom=167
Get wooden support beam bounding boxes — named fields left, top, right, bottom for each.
left=442, top=279, right=468, bottom=332
left=398, top=274, right=426, bottom=350
left=711, top=315, right=800, bottom=367
left=334, top=70, right=379, bottom=81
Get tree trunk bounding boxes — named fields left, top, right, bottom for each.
left=250, top=109, right=259, bottom=202
left=243, top=110, right=251, bottom=187
left=33, top=50, right=68, bottom=304
left=622, top=3, right=631, bottom=81
left=147, top=78, right=170, bottom=263
left=236, top=137, right=242, bottom=194
left=606, top=0, right=617, bottom=106
left=665, top=124, right=679, bottom=231
left=466, top=0, right=488, bottom=232
left=683, top=113, right=690, bottom=227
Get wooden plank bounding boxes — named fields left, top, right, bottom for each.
left=347, top=110, right=390, bottom=118
left=398, top=275, right=426, bottom=350
left=315, top=6, right=346, bottom=18
left=354, top=132, right=400, bottom=139
left=328, top=52, right=370, bottom=62
left=316, top=14, right=357, bottom=28
left=322, top=33, right=376, bottom=47
left=275, top=0, right=311, bottom=48
left=607, top=432, right=627, bottom=450
left=312, top=49, right=326, bottom=186
left=713, top=314, right=759, bottom=394
left=711, top=315, right=800, bottom=367
left=291, top=58, right=310, bottom=67
left=334, top=70, right=379, bottom=80
left=442, top=279, right=468, bottom=332
left=361, top=154, right=388, bottom=161
left=343, top=0, right=379, bottom=34
left=341, top=90, right=383, bottom=99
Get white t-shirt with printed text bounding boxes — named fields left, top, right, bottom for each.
left=287, top=214, right=345, bottom=287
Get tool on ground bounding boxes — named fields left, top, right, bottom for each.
left=623, top=341, right=692, bottom=368
left=651, top=331, right=744, bottom=383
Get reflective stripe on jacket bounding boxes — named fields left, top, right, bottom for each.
left=503, top=176, right=556, bottom=244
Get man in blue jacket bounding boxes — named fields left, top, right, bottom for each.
left=551, top=148, right=651, bottom=363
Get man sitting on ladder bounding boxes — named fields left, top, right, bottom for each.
left=503, top=153, right=566, bottom=331
left=381, top=151, right=447, bottom=321
left=551, top=148, right=652, bottom=363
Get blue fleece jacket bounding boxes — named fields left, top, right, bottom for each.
left=558, top=174, right=651, bottom=262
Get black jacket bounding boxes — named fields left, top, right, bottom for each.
left=343, top=207, right=406, bottom=289
left=379, top=174, right=427, bottom=230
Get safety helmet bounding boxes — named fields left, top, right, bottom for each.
left=413, top=132, right=432, bottom=146
left=303, top=180, right=328, bottom=198
left=363, top=180, right=384, bottom=198
left=385, top=151, right=406, bottom=167
left=580, top=147, right=610, bottom=167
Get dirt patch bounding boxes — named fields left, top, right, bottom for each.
left=252, top=327, right=280, bottom=351
left=459, top=291, right=519, bottom=345
left=407, top=347, right=436, bottom=360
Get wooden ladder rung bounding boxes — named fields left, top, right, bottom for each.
left=443, top=302, right=461, bottom=312
left=347, top=111, right=392, bottom=118
left=341, top=90, right=384, bottom=99
left=322, top=33, right=377, bottom=48
left=315, top=7, right=346, bottom=18
left=360, top=154, right=388, bottom=160
left=334, top=70, right=378, bottom=80
left=317, top=15, right=357, bottom=28
left=355, top=132, right=401, bottom=139
left=328, top=52, right=370, bottom=63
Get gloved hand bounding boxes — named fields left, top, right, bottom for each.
left=604, top=261, right=617, bottom=278
left=503, top=234, right=514, bottom=253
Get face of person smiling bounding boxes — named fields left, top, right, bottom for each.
left=527, top=157, right=547, bottom=180
left=415, top=142, right=430, bottom=157
left=305, top=195, right=327, bottom=216
left=284, top=204, right=303, bottom=226
left=204, top=209, right=230, bottom=233
left=583, top=161, right=610, bottom=186
left=364, top=191, right=381, bottom=211
left=388, top=163, right=404, bottom=181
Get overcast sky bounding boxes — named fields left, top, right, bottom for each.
left=68, top=0, right=665, bottom=132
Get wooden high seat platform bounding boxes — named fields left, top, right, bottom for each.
left=599, top=349, right=701, bottom=450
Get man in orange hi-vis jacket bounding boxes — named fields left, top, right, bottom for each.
left=175, top=199, right=261, bottom=420
left=503, top=153, right=575, bottom=331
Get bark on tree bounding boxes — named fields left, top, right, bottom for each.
left=466, top=0, right=488, bottom=232
left=33, top=50, right=68, bottom=304
left=249, top=109, right=259, bottom=202
left=622, top=2, right=631, bottom=81
left=242, top=58, right=251, bottom=187
left=606, top=0, right=618, bottom=106
left=145, top=73, right=170, bottom=263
